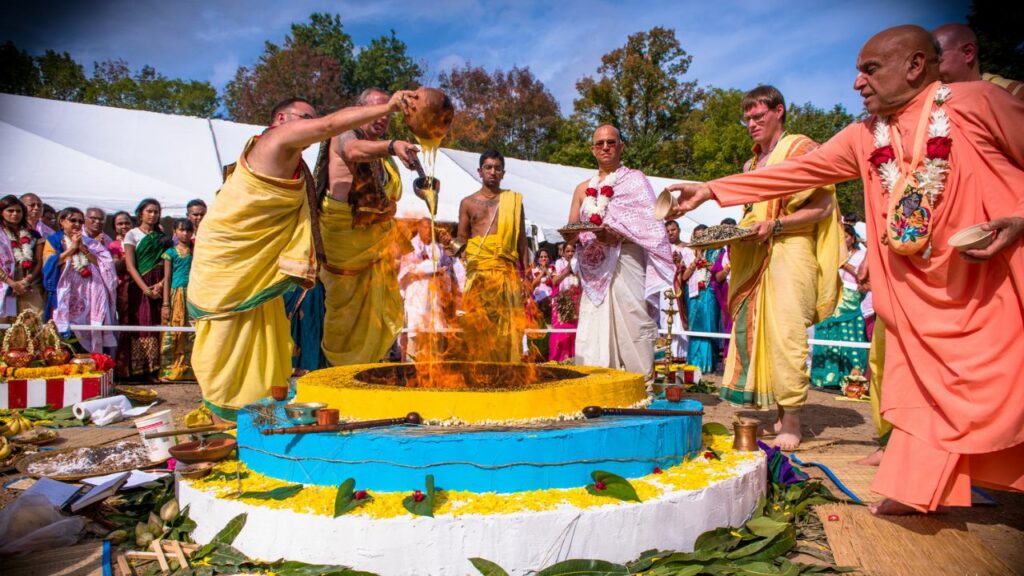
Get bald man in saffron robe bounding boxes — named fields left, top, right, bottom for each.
left=666, top=25, right=1024, bottom=515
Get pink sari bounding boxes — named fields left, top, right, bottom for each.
left=52, top=236, right=119, bottom=352
left=548, top=258, right=578, bottom=361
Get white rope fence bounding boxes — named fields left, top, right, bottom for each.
left=0, top=324, right=872, bottom=350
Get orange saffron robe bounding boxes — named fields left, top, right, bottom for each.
left=707, top=81, right=1024, bottom=510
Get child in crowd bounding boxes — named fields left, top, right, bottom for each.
left=159, top=219, right=194, bottom=381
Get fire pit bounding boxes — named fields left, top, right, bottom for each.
left=294, top=362, right=647, bottom=424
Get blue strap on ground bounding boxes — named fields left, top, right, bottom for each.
left=103, top=540, right=112, bottom=576
left=788, top=453, right=863, bottom=504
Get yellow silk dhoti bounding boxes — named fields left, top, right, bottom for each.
left=720, top=134, right=843, bottom=410
left=460, top=191, right=525, bottom=363
left=188, top=137, right=315, bottom=420
left=868, top=318, right=892, bottom=444
left=319, top=164, right=405, bottom=365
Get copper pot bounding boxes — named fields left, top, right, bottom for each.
left=404, top=87, right=454, bottom=142
left=665, top=385, right=683, bottom=402
left=4, top=348, right=33, bottom=368
left=732, top=421, right=759, bottom=452
left=270, top=385, right=289, bottom=402
left=42, top=346, right=71, bottom=367
left=317, top=409, right=339, bottom=426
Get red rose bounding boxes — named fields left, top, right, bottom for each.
left=10, top=241, right=18, bottom=250
left=412, top=490, right=424, bottom=503
left=652, top=467, right=663, bottom=474
left=600, top=186, right=614, bottom=198
left=594, top=481, right=606, bottom=491
left=704, top=451, right=715, bottom=459
left=20, top=261, right=31, bottom=270
left=354, top=490, right=368, bottom=500
left=80, top=268, right=92, bottom=278
left=868, top=145, right=896, bottom=168
left=926, top=136, right=952, bottom=160
left=698, top=281, right=706, bottom=291
left=589, top=214, right=603, bottom=226
left=19, top=236, right=30, bottom=245
left=585, top=187, right=598, bottom=197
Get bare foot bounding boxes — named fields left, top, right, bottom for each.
left=770, top=409, right=802, bottom=450
left=869, top=498, right=921, bottom=516
left=854, top=448, right=884, bottom=466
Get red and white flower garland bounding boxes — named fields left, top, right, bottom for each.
left=868, top=84, right=952, bottom=205
left=3, top=229, right=34, bottom=271
left=581, top=170, right=618, bottom=226
left=63, top=237, right=92, bottom=278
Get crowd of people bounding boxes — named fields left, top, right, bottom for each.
left=0, top=192, right=206, bottom=382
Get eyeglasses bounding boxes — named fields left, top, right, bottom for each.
left=592, top=139, right=620, bottom=149
left=740, top=109, right=773, bottom=126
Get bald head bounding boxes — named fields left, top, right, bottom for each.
left=591, top=125, right=624, bottom=171
left=933, top=23, right=981, bottom=83
left=854, top=25, right=940, bottom=116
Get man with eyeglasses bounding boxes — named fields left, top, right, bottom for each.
left=563, top=125, right=674, bottom=386
left=313, top=87, right=422, bottom=367
left=702, top=85, right=843, bottom=452
left=85, top=207, right=112, bottom=245
left=189, top=92, right=416, bottom=421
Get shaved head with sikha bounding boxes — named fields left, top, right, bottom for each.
left=854, top=25, right=940, bottom=116
left=933, top=23, right=982, bottom=83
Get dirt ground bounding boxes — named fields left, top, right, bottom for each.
left=2, top=378, right=1022, bottom=574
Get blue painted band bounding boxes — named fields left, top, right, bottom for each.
left=236, top=399, right=703, bottom=493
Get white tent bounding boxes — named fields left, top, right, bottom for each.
left=0, top=93, right=739, bottom=239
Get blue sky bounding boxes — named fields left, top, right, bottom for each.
left=4, top=0, right=970, bottom=116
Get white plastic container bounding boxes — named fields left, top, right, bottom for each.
left=134, top=409, right=175, bottom=461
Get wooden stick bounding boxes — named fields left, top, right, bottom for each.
left=116, top=552, right=134, bottom=576
left=150, top=540, right=170, bottom=573
left=262, top=412, right=423, bottom=435
left=169, top=540, right=190, bottom=569
left=144, top=423, right=235, bottom=440
left=582, top=405, right=704, bottom=419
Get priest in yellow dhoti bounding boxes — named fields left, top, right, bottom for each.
left=448, top=150, right=529, bottom=362
left=189, top=93, right=415, bottom=420
left=317, top=88, right=421, bottom=366
left=718, top=86, right=843, bottom=450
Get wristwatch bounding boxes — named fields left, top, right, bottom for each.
left=387, top=140, right=397, bottom=156
left=772, top=219, right=783, bottom=236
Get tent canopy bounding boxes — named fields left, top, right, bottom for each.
left=1, top=93, right=739, bottom=240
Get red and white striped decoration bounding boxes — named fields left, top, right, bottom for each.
left=0, top=370, right=113, bottom=410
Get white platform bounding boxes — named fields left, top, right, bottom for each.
left=179, top=455, right=766, bottom=575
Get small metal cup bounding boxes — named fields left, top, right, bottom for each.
left=413, top=176, right=440, bottom=217
left=732, top=421, right=759, bottom=452
left=317, top=409, right=340, bottom=426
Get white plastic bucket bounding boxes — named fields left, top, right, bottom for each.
left=134, top=409, right=175, bottom=461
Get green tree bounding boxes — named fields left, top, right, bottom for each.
left=84, top=60, right=218, bottom=117
left=352, top=30, right=423, bottom=95
left=543, top=116, right=596, bottom=168
left=0, top=41, right=40, bottom=95
left=35, top=50, right=87, bottom=101
left=439, top=64, right=559, bottom=160
left=678, top=88, right=750, bottom=181
left=968, top=0, right=1024, bottom=80
left=289, top=12, right=356, bottom=96
left=786, top=102, right=862, bottom=217
left=572, top=27, right=702, bottom=176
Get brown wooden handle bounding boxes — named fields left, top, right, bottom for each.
left=262, top=412, right=422, bottom=436
left=582, top=406, right=704, bottom=419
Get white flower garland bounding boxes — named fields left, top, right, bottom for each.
left=63, top=237, right=90, bottom=275
left=871, top=85, right=951, bottom=205
left=2, top=228, right=34, bottom=269
left=580, top=169, right=619, bottom=222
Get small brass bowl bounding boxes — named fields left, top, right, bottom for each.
left=284, top=402, right=327, bottom=425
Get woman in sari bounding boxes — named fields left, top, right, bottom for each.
left=681, top=225, right=721, bottom=373
left=117, top=199, right=166, bottom=380
left=811, top=224, right=868, bottom=388
left=107, top=211, right=134, bottom=323
left=549, top=243, right=579, bottom=361
left=42, top=208, right=118, bottom=352
left=0, top=195, right=45, bottom=319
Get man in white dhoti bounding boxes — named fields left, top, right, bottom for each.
left=562, top=125, right=675, bottom=383
left=399, top=218, right=455, bottom=360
